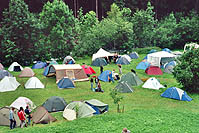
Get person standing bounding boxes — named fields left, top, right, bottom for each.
left=25, top=106, right=31, bottom=125
left=90, top=77, right=94, bottom=91
left=17, top=107, right=26, bottom=128
left=9, top=107, right=16, bottom=130
left=95, top=76, right=99, bottom=89
left=118, top=64, right=122, bottom=75
left=100, top=66, right=103, bottom=74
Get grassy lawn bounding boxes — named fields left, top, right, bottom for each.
left=0, top=54, right=199, bottom=133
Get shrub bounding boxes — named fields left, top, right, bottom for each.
left=173, top=48, right=199, bottom=92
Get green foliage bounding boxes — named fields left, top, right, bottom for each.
left=109, top=88, right=123, bottom=112
left=40, top=0, right=76, bottom=59
left=131, top=2, right=157, bottom=48
left=154, top=13, right=179, bottom=49
left=173, top=49, right=199, bottom=92
left=0, top=0, right=40, bottom=65
left=133, top=46, right=161, bottom=54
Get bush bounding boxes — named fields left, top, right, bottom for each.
left=173, top=49, right=199, bottom=92
left=133, top=47, right=161, bottom=54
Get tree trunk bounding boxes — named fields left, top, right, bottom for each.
left=96, top=0, right=98, bottom=18
left=195, top=0, right=199, bottom=13
left=74, top=0, right=77, bottom=18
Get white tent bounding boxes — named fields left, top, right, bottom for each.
left=10, top=97, right=36, bottom=110
left=62, top=56, right=75, bottom=64
left=25, top=77, right=44, bottom=89
left=92, top=48, right=114, bottom=61
left=147, top=51, right=176, bottom=67
left=121, top=55, right=131, bottom=62
left=0, top=76, right=20, bottom=92
left=142, top=77, right=165, bottom=90
left=8, top=62, right=23, bottom=72
left=63, top=109, right=76, bottom=121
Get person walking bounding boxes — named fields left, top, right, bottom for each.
left=17, top=107, right=26, bottom=128
left=9, top=107, right=16, bottom=130
left=25, top=106, right=32, bottom=125
left=100, top=66, right=103, bottom=74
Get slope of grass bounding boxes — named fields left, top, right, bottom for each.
left=0, top=54, right=199, bottom=133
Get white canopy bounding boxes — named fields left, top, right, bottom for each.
left=92, top=48, right=114, bottom=61
left=142, top=77, right=165, bottom=90
left=25, top=77, right=44, bottom=89
left=147, top=51, right=176, bottom=67
left=0, top=76, right=20, bottom=92
left=10, top=97, right=36, bottom=110
left=8, top=62, right=23, bottom=72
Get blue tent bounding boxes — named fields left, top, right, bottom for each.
left=165, top=61, right=176, bottom=68
left=129, top=52, right=139, bottom=59
left=98, top=70, right=113, bottom=82
left=43, top=66, right=50, bottom=76
left=32, top=61, right=47, bottom=69
left=161, top=87, right=192, bottom=101
left=162, top=48, right=171, bottom=53
left=116, top=57, right=130, bottom=65
left=148, top=49, right=157, bottom=54
left=143, top=55, right=148, bottom=60
left=91, top=58, right=107, bottom=67
left=136, top=61, right=150, bottom=70
left=57, top=78, right=75, bottom=89
left=85, top=99, right=108, bottom=114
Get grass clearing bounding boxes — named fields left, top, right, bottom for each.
left=0, top=54, right=199, bottom=133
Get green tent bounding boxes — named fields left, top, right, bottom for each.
left=119, top=72, right=143, bottom=86
left=65, top=101, right=96, bottom=118
left=115, top=81, right=134, bottom=93
left=84, top=99, right=108, bottom=114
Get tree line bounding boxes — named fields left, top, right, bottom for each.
left=0, top=0, right=199, bottom=66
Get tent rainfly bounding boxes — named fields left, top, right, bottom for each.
left=91, top=58, right=107, bottom=67
left=115, top=81, right=133, bottom=93
left=92, top=48, right=114, bottom=61
left=10, top=97, right=36, bottom=110
left=0, top=70, right=12, bottom=79
left=119, top=72, right=143, bottom=86
left=8, top=62, right=23, bottom=72
left=63, top=56, right=75, bottom=64
left=0, top=76, right=20, bottom=92
left=19, top=67, right=35, bottom=77
left=25, top=77, right=45, bottom=89
left=142, top=77, right=165, bottom=90
left=0, top=63, right=4, bottom=70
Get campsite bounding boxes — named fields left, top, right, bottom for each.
left=0, top=51, right=199, bottom=132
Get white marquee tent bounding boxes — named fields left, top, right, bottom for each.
left=92, top=48, right=114, bottom=61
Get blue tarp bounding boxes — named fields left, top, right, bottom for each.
left=162, top=48, right=171, bottom=53
left=116, top=57, right=130, bottom=65
left=161, top=87, right=192, bottom=101
left=32, top=61, right=47, bottom=69
left=57, top=78, right=75, bottom=89
left=136, top=61, right=150, bottom=70
left=98, top=70, right=113, bottom=82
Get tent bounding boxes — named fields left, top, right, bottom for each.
left=32, top=106, right=57, bottom=124
left=10, top=97, right=36, bottom=110
left=63, top=56, right=75, bottom=64
left=65, top=101, right=96, bottom=118
left=115, top=81, right=133, bottom=93
left=161, top=87, right=192, bottom=101
left=0, top=76, right=20, bottom=92
left=42, top=96, right=67, bottom=112
left=148, top=49, right=157, bottom=54
left=48, top=60, right=58, bottom=66
left=164, top=65, right=174, bottom=74
left=8, top=62, right=23, bottom=72
left=57, top=77, right=75, bottom=89
left=45, top=64, right=89, bottom=82
left=172, top=51, right=183, bottom=57
left=18, top=67, right=35, bottom=77
left=162, top=48, right=171, bottom=53
left=91, top=58, right=107, bottom=67
left=0, top=70, right=12, bottom=79
left=129, top=52, right=139, bottom=59
left=142, top=77, right=165, bottom=90
left=98, top=70, right=113, bottom=82
left=145, top=66, right=163, bottom=75
left=32, top=61, right=47, bottom=69
left=0, top=63, right=4, bottom=70
left=82, top=65, right=96, bottom=75
left=85, top=99, right=108, bottom=114
left=119, top=72, right=143, bottom=86
left=147, top=51, right=176, bottom=67
left=63, top=109, right=76, bottom=121
left=25, top=77, right=45, bottom=89
left=92, top=48, right=114, bottom=61
left=116, top=57, right=130, bottom=65
left=165, top=61, right=177, bottom=68
left=121, top=55, right=131, bottom=62
left=0, top=106, right=20, bottom=127
left=136, top=61, right=151, bottom=70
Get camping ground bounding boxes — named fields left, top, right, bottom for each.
left=0, top=54, right=199, bottom=133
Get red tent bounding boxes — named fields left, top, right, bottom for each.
left=82, top=65, right=96, bottom=75
left=145, top=66, right=163, bottom=75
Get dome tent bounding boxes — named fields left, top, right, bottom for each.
left=57, top=77, right=75, bottom=89
left=142, top=77, right=165, bottom=90
left=0, top=70, right=12, bottom=79
left=10, top=97, right=36, bottom=110
left=19, top=67, right=35, bottom=77
left=0, top=76, right=20, bottom=92
left=25, top=77, right=45, bottom=89
left=8, top=62, right=23, bottom=72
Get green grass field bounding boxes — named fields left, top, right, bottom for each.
left=0, top=54, right=199, bottom=133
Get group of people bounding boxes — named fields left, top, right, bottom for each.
left=9, top=106, right=32, bottom=130
left=90, top=76, right=104, bottom=93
